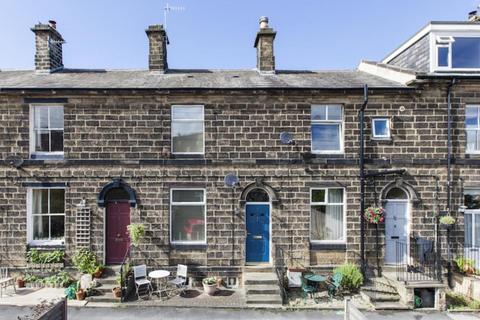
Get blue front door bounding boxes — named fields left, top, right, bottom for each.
left=246, top=204, right=270, bottom=263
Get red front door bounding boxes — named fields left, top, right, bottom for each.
left=106, top=202, right=130, bottom=264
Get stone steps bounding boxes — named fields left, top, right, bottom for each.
left=373, top=301, right=410, bottom=310
left=361, top=290, right=400, bottom=303
left=244, top=269, right=283, bottom=306
left=87, top=266, right=120, bottom=303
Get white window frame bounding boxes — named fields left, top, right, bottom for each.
left=431, top=32, right=480, bottom=72
left=170, top=188, right=207, bottom=245
left=464, top=210, right=480, bottom=248
left=171, top=105, right=205, bottom=155
left=29, top=104, right=64, bottom=159
left=309, top=187, right=346, bottom=244
left=26, top=187, right=66, bottom=246
left=466, top=105, right=480, bottom=154
left=372, top=118, right=391, bottom=139
left=311, top=104, right=344, bottom=154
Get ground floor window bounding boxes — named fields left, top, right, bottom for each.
left=170, top=189, right=206, bottom=244
left=28, top=188, right=65, bottom=245
left=465, top=189, right=480, bottom=247
left=310, top=188, right=345, bottom=243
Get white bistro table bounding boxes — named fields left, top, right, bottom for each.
left=149, top=270, right=170, bottom=298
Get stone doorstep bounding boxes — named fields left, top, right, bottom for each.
left=360, top=291, right=400, bottom=303
left=244, top=272, right=278, bottom=285
left=245, top=284, right=280, bottom=295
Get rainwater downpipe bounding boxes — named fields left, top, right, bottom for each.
left=359, top=84, right=368, bottom=277
left=446, top=78, right=456, bottom=288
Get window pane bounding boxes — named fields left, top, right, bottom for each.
left=312, top=124, right=341, bottom=151
left=36, top=131, right=50, bottom=152
left=311, top=106, right=326, bottom=121
left=172, top=190, right=204, bottom=203
left=373, top=119, right=389, bottom=137
left=171, top=205, right=205, bottom=242
left=32, top=189, right=49, bottom=214
left=328, top=105, right=343, bottom=121
left=50, top=107, right=64, bottom=128
left=311, top=204, right=344, bottom=241
left=172, top=121, right=203, bottom=153
left=172, top=106, right=203, bottom=120
left=466, top=130, right=478, bottom=152
left=311, top=189, right=325, bottom=202
left=438, top=47, right=449, bottom=67
left=50, top=216, right=65, bottom=240
left=50, top=131, right=64, bottom=152
left=328, top=189, right=344, bottom=203
left=452, top=37, right=480, bottom=68
left=50, top=189, right=65, bottom=213
left=465, top=190, right=480, bottom=209
left=33, top=215, right=49, bottom=240
left=386, top=188, right=408, bottom=199
left=35, top=107, right=49, bottom=129
left=466, top=107, right=478, bottom=129
left=246, top=188, right=270, bottom=202
left=465, top=214, right=472, bottom=246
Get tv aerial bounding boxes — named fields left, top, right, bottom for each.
left=279, top=131, right=295, bottom=145
left=224, top=173, right=240, bottom=188
left=164, top=3, right=186, bottom=30
left=4, top=155, right=24, bottom=168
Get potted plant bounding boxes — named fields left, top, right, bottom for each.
left=440, top=215, right=456, bottom=229
left=72, top=248, right=99, bottom=275
left=202, top=277, right=217, bottom=296
left=75, top=281, right=86, bottom=301
left=16, top=276, right=25, bottom=288
left=127, top=223, right=145, bottom=247
left=92, top=265, right=104, bottom=279
left=364, top=207, right=385, bottom=224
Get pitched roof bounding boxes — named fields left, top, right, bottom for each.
left=0, top=69, right=408, bottom=90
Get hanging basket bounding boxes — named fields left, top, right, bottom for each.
left=364, top=207, right=385, bottom=224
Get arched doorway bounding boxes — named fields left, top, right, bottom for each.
left=98, top=179, right=136, bottom=265
left=245, top=188, right=271, bottom=264
left=384, top=187, right=409, bottom=264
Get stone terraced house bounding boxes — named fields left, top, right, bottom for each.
left=1, top=13, right=480, bottom=307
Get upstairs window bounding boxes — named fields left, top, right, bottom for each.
left=372, top=118, right=391, bottom=139
left=28, top=188, right=65, bottom=245
left=171, top=105, right=204, bottom=154
left=466, top=105, right=480, bottom=153
left=30, top=105, right=64, bottom=158
left=311, top=105, right=343, bottom=153
left=435, top=36, right=480, bottom=70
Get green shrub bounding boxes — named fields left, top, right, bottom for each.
left=72, top=249, right=99, bottom=274
left=447, top=292, right=480, bottom=310
left=127, top=223, right=145, bottom=247
left=454, top=256, right=476, bottom=274
left=333, top=262, right=363, bottom=291
left=26, top=249, right=64, bottom=264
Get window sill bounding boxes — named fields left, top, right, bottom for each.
left=170, top=154, right=205, bottom=159
left=170, top=243, right=207, bottom=251
left=28, top=241, right=65, bottom=249
left=30, top=153, right=64, bottom=161
left=310, top=243, right=346, bottom=251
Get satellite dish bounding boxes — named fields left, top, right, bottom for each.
left=280, top=131, right=295, bottom=145
left=5, top=155, right=23, bottom=168
left=224, top=173, right=240, bottom=188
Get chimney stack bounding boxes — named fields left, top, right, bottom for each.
left=146, top=25, right=168, bottom=73
left=31, top=21, right=64, bottom=73
left=254, top=16, right=276, bottom=74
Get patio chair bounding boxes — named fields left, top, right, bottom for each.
left=167, top=264, right=188, bottom=296
left=326, top=272, right=343, bottom=299
left=132, top=265, right=153, bottom=300
left=0, top=267, right=16, bottom=298
left=300, top=275, right=316, bottom=304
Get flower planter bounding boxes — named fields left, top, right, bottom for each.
left=203, top=283, right=217, bottom=296
left=112, top=287, right=122, bottom=298
left=16, top=279, right=25, bottom=288
left=76, top=289, right=86, bottom=301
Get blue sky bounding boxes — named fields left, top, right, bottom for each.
left=0, top=0, right=478, bottom=70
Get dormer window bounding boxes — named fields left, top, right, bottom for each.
left=435, top=36, right=480, bottom=70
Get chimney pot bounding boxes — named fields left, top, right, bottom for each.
left=259, top=16, right=269, bottom=29
left=468, top=6, right=480, bottom=22
left=48, top=20, right=57, bottom=29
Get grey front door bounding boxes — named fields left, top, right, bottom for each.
left=384, top=201, right=408, bottom=264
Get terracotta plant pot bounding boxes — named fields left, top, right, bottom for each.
left=112, top=287, right=122, bottom=298
left=203, top=283, right=217, bottom=296
left=16, top=279, right=25, bottom=288
left=76, top=289, right=86, bottom=301
left=92, top=269, right=103, bottom=279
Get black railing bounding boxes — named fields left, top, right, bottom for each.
left=119, top=246, right=131, bottom=302
left=395, top=240, right=441, bottom=283
left=274, top=246, right=288, bottom=304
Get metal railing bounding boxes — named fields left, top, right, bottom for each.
left=274, top=246, right=288, bottom=304
left=452, top=242, right=480, bottom=273
left=119, top=246, right=131, bottom=302
left=395, top=240, right=441, bottom=283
